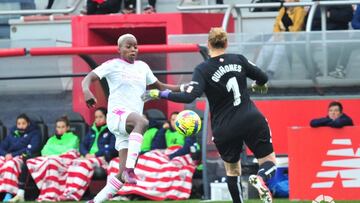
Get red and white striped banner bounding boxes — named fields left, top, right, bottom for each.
left=0, top=156, right=23, bottom=194
left=108, top=147, right=196, bottom=201
left=26, top=151, right=80, bottom=202
left=61, top=157, right=107, bottom=201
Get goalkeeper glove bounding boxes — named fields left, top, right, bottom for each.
left=251, top=82, right=268, bottom=94
left=141, top=89, right=171, bottom=102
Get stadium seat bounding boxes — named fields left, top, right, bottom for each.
left=23, top=114, right=47, bottom=200
left=27, top=113, right=49, bottom=151
left=66, top=111, right=88, bottom=141
left=0, top=120, right=7, bottom=141
left=145, top=108, right=166, bottom=123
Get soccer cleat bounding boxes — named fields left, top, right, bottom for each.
left=121, top=168, right=137, bottom=184
left=249, top=175, right=272, bottom=203
left=86, top=200, right=94, bottom=203
left=8, top=195, right=24, bottom=203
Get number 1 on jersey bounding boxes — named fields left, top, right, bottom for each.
left=226, top=77, right=241, bottom=106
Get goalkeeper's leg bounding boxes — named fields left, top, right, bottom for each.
left=224, top=161, right=244, bottom=203
left=249, top=153, right=276, bottom=203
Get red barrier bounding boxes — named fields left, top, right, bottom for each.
left=29, top=44, right=200, bottom=56
left=288, top=127, right=360, bottom=200
left=0, top=48, right=26, bottom=57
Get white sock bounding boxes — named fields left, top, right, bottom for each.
left=125, top=132, right=143, bottom=168
left=17, top=189, right=24, bottom=197
left=93, top=176, right=123, bottom=203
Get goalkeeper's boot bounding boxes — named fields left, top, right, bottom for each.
left=121, top=168, right=137, bottom=184
left=249, top=175, right=272, bottom=203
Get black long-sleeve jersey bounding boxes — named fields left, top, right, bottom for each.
left=167, top=53, right=268, bottom=141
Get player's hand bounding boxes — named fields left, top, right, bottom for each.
left=84, top=90, right=97, bottom=108
left=141, top=89, right=171, bottom=102
left=251, top=82, right=268, bottom=94
left=85, top=154, right=95, bottom=159
left=141, top=89, right=160, bottom=102
left=5, top=154, right=13, bottom=161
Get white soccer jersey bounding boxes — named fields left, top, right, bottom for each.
left=93, top=58, right=157, bottom=114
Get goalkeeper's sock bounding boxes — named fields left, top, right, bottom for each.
left=93, top=176, right=123, bottom=203
left=125, top=132, right=143, bottom=168
left=257, top=161, right=276, bottom=182
left=226, top=176, right=244, bottom=203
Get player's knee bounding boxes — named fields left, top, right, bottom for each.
left=226, top=169, right=241, bottom=176
left=138, top=117, right=149, bottom=131
left=257, top=161, right=276, bottom=181
left=224, top=162, right=241, bottom=176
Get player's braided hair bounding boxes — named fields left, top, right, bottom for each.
left=208, top=27, right=227, bottom=49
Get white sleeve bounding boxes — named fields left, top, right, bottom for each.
left=92, top=60, right=113, bottom=79
left=144, top=62, right=158, bottom=85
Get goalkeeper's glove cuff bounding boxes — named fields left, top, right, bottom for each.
left=160, top=89, right=171, bottom=98
left=180, top=84, right=185, bottom=92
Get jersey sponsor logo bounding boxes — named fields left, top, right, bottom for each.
left=211, top=64, right=242, bottom=82
left=288, top=128, right=360, bottom=200
left=311, top=138, right=360, bottom=189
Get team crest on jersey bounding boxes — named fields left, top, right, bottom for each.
left=103, top=132, right=108, bottom=138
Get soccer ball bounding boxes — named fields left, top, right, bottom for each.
left=175, top=110, right=202, bottom=137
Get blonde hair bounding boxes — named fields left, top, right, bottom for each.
left=208, top=27, right=227, bottom=49
left=117, top=34, right=136, bottom=47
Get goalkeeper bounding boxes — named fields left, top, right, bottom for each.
left=142, top=27, right=276, bottom=203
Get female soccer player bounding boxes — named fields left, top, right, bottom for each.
left=143, top=27, right=277, bottom=203
left=82, top=33, right=181, bottom=203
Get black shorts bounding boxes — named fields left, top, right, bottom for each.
left=213, top=112, right=274, bottom=163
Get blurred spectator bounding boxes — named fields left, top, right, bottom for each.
left=86, top=0, right=121, bottom=15
left=58, top=107, right=117, bottom=201
left=309, top=1, right=353, bottom=79
left=122, top=0, right=156, bottom=14
left=141, top=112, right=185, bottom=153
left=311, top=2, right=353, bottom=31
left=256, top=0, right=306, bottom=79
left=0, top=113, right=41, bottom=202
left=107, top=111, right=201, bottom=200
left=151, top=112, right=185, bottom=151
left=140, top=113, right=162, bottom=153
left=310, top=101, right=354, bottom=128
left=26, top=116, right=80, bottom=202
left=40, top=116, right=79, bottom=156
left=329, top=4, right=360, bottom=79
left=353, top=4, right=360, bottom=29
left=141, top=111, right=200, bottom=160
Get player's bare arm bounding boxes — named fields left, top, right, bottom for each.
left=82, top=71, right=100, bottom=108
left=149, top=80, right=181, bottom=92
